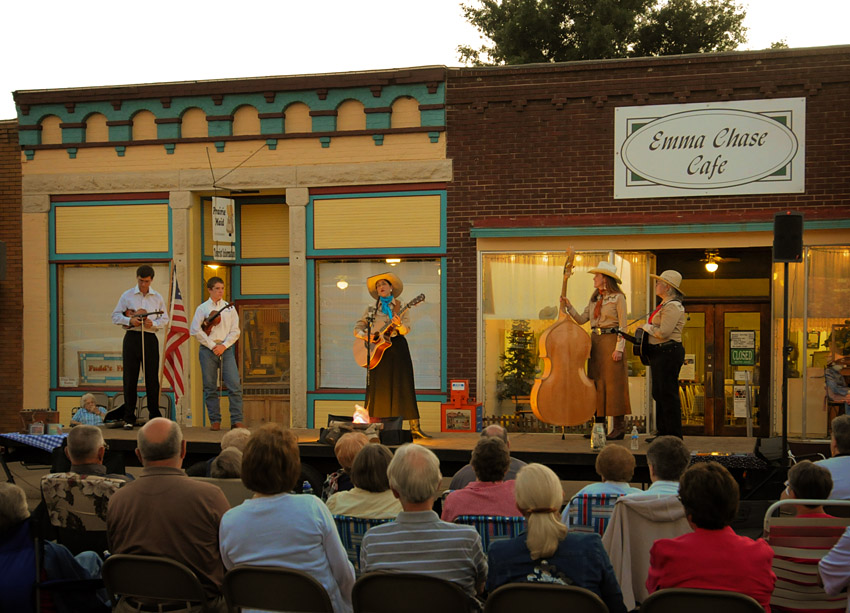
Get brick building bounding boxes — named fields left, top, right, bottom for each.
left=445, top=46, right=850, bottom=438
left=0, top=120, right=23, bottom=433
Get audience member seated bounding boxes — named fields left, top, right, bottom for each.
left=106, top=418, right=230, bottom=612
left=66, top=425, right=132, bottom=481
left=817, top=415, right=850, bottom=499
left=186, top=428, right=252, bottom=477
left=647, top=462, right=775, bottom=611
left=210, top=447, right=242, bottom=479
left=562, top=445, right=642, bottom=523
left=0, top=482, right=105, bottom=612
left=487, top=463, right=627, bottom=613
left=326, top=443, right=402, bottom=519
left=627, top=435, right=690, bottom=497
left=219, top=423, right=355, bottom=613
left=322, top=432, right=369, bottom=501
left=449, top=425, right=527, bottom=490
left=819, top=526, right=850, bottom=602
left=71, top=393, right=107, bottom=427
left=442, top=437, right=523, bottom=522
left=360, top=444, right=487, bottom=604
left=782, top=460, right=835, bottom=517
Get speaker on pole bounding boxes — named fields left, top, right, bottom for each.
left=773, top=211, right=803, bottom=262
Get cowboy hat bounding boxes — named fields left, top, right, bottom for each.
left=650, top=270, right=684, bottom=294
left=588, top=261, right=622, bottom=284
left=367, top=272, right=403, bottom=299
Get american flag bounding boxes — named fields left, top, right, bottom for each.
left=163, top=279, right=190, bottom=402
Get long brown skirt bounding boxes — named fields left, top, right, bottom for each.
left=365, top=334, right=420, bottom=420
left=587, top=333, right=632, bottom=417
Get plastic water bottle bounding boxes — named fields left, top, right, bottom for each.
left=184, top=407, right=192, bottom=428
left=301, top=480, right=314, bottom=496
left=630, top=426, right=639, bottom=450
left=591, top=423, right=606, bottom=451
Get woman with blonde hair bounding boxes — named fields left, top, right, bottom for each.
left=486, top=464, right=626, bottom=613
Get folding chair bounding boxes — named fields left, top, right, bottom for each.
left=565, top=493, right=622, bottom=536
left=223, top=565, right=334, bottom=612
left=484, top=583, right=607, bottom=613
left=763, top=498, right=850, bottom=613
left=641, top=587, right=764, bottom=613
left=452, top=515, right=527, bottom=554
left=102, top=554, right=213, bottom=612
left=353, top=572, right=473, bottom=613
left=333, top=515, right=394, bottom=575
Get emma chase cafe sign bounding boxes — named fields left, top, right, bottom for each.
left=614, top=98, right=805, bottom=199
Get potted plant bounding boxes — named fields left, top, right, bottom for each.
left=496, top=320, right=538, bottom=412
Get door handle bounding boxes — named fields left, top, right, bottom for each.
left=706, top=370, right=713, bottom=396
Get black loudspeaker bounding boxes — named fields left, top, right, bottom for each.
left=754, top=436, right=784, bottom=464
left=773, top=211, right=803, bottom=262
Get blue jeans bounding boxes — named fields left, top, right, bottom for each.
left=199, top=345, right=243, bottom=424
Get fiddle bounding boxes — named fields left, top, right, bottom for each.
left=202, top=303, right=235, bottom=335
left=122, top=309, right=164, bottom=330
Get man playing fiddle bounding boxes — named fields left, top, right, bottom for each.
left=190, top=276, right=244, bottom=431
left=112, top=265, right=169, bottom=429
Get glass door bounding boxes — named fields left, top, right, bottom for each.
left=681, top=302, right=770, bottom=437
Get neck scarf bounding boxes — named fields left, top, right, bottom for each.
left=379, top=296, right=394, bottom=318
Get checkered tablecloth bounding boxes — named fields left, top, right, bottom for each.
left=0, top=432, right=67, bottom=452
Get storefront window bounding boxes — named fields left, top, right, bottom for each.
left=776, top=246, right=850, bottom=437
left=481, top=251, right=653, bottom=419
left=241, top=304, right=290, bottom=391
left=316, top=260, right=442, bottom=390
left=58, top=263, right=170, bottom=387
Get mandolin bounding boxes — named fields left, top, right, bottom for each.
left=613, top=327, right=651, bottom=366
left=530, top=249, right=597, bottom=426
left=202, top=303, right=235, bottom=335
left=122, top=309, right=164, bottom=330
left=352, top=294, right=425, bottom=369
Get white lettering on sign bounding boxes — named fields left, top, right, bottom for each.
left=614, top=98, right=805, bottom=198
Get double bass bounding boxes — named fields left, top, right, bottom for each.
left=530, top=248, right=597, bottom=426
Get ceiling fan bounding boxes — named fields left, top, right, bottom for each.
left=702, top=250, right=740, bottom=272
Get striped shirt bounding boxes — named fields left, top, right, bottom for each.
left=360, top=510, right=487, bottom=599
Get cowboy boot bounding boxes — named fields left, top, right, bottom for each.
left=409, top=419, right=432, bottom=439
left=607, top=415, right=626, bottom=440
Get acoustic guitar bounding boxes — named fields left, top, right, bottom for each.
left=352, top=294, right=425, bottom=369
left=613, top=327, right=651, bottom=366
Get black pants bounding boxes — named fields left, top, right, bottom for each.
left=649, top=341, right=685, bottom=438
left=122, top=330, right=161, bottom=424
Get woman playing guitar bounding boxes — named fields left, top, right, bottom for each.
left=353, top=272, right=429, bottom=439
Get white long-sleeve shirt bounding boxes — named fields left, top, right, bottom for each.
left=111, top=286, right=168, bottom=330
left=190, top=298, right=240, bottom=350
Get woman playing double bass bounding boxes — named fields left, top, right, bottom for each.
left=562, top=261, right=631, bottom=440
left=354, top=272, right=429, bottom=439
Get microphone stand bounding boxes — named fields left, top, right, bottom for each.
left=363, top=298, right=380, bottom=412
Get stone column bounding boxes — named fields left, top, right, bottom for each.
left=287, top=187, right=309, bottom=427
left=21, top=195, right=50, bottom=409
left=168, top=191, right=194, bottom=424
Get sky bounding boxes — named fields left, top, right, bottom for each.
left=1, top=0, right=848, bottom=120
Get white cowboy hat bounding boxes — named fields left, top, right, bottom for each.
left=587, top=261, right=622, bottom=284
left=650, top=270, right=684, bottom=294
left=367, top=272, right=403, bottom=299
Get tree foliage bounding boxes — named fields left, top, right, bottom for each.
left=458, top=0, right=748, bottom=65
left=497, top=320, right=538, bottom=412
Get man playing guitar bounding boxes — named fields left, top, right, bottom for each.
left=111, top=265, right=169, bottom=429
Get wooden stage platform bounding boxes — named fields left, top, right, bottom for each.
left=99, top=427, right=794, bottom=498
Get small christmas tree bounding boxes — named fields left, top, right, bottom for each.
left=497, top=319, right=538, bottom=412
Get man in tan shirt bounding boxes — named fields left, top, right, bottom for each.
left=106, top=418, right=230, bottom=612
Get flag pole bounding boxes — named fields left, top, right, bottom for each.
left=159, top=261, right=177, bottom=414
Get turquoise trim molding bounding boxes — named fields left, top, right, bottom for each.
left=17, top=82, right=446, bottom=147
left=470, top=219, right=850, bottom=238
left=440, top=256, right=447, bottom=393
left=49, top=199, right=172, bottom=260
left=307, top=190, right=447, bottom=257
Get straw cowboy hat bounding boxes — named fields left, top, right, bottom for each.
left=650, top=270, right=685, bottom=294
left=588, top=261, right=622, bottom=284
left=367, top=272, right=403, bottom=299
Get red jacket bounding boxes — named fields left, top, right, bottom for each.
left=647, top=526, right=776, bottom=612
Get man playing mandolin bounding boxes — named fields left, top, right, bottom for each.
left=112, top=265, right=169, bottom=429
left=190, top=277, right=244, bottom=431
